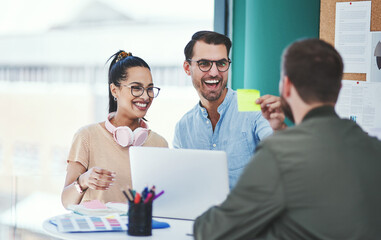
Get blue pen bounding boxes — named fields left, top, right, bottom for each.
left=142, top=186, right=149, bottom=199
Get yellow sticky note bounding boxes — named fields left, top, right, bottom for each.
left=237, top=89, right=261, bottom=112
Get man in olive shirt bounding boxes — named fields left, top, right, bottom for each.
left=194, top=39, right=381, bottom=240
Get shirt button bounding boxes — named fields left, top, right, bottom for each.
left=213, top=144, right=216, bottom=148
left=206, top=120, right=209, bottom=124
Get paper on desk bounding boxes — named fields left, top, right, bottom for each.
left=81, top=199, right=107, bottom=209
left=105, top=202, right=128, bottom=213
left=55, top=214, right=127, bottom=232
left=67, top=200, right=127, bottom=216
left=237, top=89, right=261, bottom=112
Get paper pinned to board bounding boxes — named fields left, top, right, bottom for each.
left=335, top=1, right=371, bottom=73
left=368, top=32, right=381, bottom=82
left=237, top=89, right=261, bottom=112
left=335, top=80, right=381, bottom=140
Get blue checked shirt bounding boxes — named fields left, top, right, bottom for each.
left=173, top=88, right=273, bottom=189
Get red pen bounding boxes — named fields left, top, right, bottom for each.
left=134, top=192, right=141, bottom=204
left=144, top=193, right=153, bottom=204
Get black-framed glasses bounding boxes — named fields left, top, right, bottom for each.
left=187, top=59, right=231, bottom=72
left=122, top=85, right=161, bottom=98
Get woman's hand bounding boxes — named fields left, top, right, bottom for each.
left=62, top=163, right=116, bottom=208
left=80, top=167, right=116, bottom=191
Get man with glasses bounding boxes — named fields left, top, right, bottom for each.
left=173, top=31, right=286, bottom=189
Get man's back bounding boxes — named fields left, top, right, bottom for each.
left=259, top=106, right=381, bottom=239
left=194, top=106, right=381, bottom=240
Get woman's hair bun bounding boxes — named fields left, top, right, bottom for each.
left=116, top=51, right=132, bottom=63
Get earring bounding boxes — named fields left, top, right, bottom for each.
left=114, top=97, right=117, bottom=101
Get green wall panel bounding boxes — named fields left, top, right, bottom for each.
left=231, top=0, right=320, bottom=96
left=231, top=0, right=246, bottom=90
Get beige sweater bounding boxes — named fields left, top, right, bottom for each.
left=67, top=123, right=168, bottom=203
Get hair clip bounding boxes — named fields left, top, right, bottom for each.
left=116, top=51, right=132, bottom=63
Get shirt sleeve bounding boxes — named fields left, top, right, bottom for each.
left=66, top=128, right=90, bottom=170
left=193, top=145, right=285, bottom=240
left=172, top=121, right=182, bottom=149
left=255, top=114, right=273, bottom=141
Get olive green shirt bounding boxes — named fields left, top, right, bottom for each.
left=194, top=106, right=381, bottom=240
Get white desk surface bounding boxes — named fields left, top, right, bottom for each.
left=43, top=215, right=195, bottom=240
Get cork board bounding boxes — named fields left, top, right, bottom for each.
left=320, top=0, right=381, bottom=81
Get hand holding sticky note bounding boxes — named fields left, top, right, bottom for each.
left=237, top=89, right=261, bottom=112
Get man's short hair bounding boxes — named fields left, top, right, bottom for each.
left=282, top=38, right=343, bottom=104
left=184, top=31, right=232, bottom=60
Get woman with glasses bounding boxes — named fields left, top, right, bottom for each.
left=61, top=51, right=167, bottom=208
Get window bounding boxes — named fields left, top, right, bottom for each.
left=0, top=1, right=214, bottom=238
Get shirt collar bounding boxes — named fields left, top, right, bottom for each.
left=197, top=88, right=232, bottom=115
left=217, top=88, right=233, bottom=114
left=302, top=105, right=338, bottom=122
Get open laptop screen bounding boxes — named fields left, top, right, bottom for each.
left=129, top=146, right=229, bottom=220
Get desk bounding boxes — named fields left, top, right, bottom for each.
left=43, top=215, right=194, bottom=240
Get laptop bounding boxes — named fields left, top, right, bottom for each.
left=129, top=146, right=229, bottom=220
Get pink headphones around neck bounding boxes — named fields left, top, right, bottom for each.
left=105, top=112, right=149, bottom=147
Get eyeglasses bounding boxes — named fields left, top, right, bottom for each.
left=187, top=59, right=231, bottom=72
left=122, top=85, right=161, bottom=98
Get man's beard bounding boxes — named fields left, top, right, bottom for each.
left=280, top=95, right=295, bottom=123
left=200, top=76, right=226, bottom=102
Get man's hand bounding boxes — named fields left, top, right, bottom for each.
left=256, top=95, right=286, bottom=131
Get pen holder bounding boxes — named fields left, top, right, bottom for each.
left=127, top=201, right=152, bottom=236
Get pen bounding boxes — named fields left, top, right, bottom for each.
left=142, top=186, right=149, bottom=199
left=122, top=190, right=133, bottom=202
left=153, top=190, right=164, bottom=201
left=127, top=185, right=136, bottom=199
left=150, top=185, right=156, bottom=194
left=128, top=189, right=136, bottom=199
left=144, top=192, right=153, bottom=204
left=134, top=192, right=141, bottom=204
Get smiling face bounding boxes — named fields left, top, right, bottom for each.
left=184, top=41, right=229, bottom=104
left=111, top=66, right=154, bottom=120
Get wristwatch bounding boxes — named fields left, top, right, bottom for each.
left=74, top=176, right=84, bottom=194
